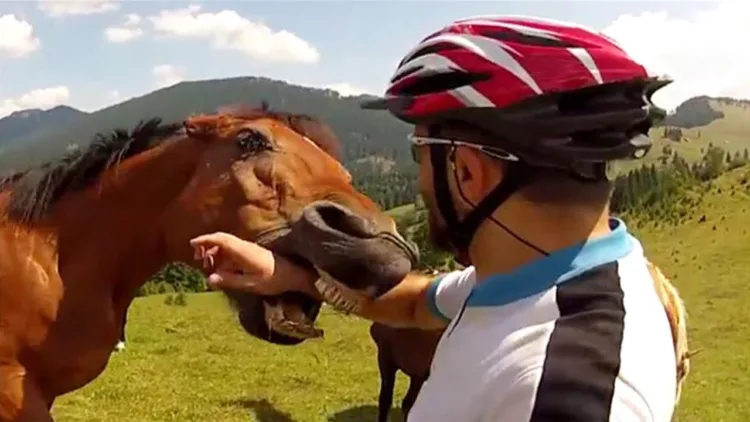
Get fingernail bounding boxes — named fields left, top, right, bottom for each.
left=208, top=273, right=223, bottom=286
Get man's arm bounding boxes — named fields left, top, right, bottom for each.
left=355, top=272, right=450, bottom=330
left=191, top=232, right=471, bottom=330
left=355, top=267, right=476, bottom=329
left=274, top=254, right=472, bottom=330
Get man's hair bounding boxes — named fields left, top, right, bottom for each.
left=518, top=166, right=615, bottom=206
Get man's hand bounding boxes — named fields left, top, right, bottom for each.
left=189, top=232, right=449, bottom=330
left=189, top=232, right=319, bottom=297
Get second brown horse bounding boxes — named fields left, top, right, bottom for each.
left=370, top=322, right=443, bottom=422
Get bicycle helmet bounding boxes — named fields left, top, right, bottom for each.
left=361, top=15, right=673, bottom=263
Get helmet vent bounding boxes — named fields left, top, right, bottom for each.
left=482, top=30, right=579, bottom=48
left=398, top=43, right=461, bottom=70
left=393, top=71, right=490, bottom=97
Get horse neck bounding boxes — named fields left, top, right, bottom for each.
left=51, top=136, right=204, bottom=295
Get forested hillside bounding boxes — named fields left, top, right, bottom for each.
left=388, top=145, right=750, bottom=272
left=2, top=76, right=750, bottom=212
left=0, top=77, right=418, bottom=209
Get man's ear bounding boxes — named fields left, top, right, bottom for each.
left=452, top=146, right=487, bottom=204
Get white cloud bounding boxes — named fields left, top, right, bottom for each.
left=38, top=0, right=119, bottom=17
left=602, top=1, right=750, bottom=110
left=147, top=5, right=320, bottom=63
left=152, top=64, right=185, bottom=89
left=104, top=13, right=143, bottom=43
left=0, top=86, right=71, bottom=118
left=0, top=14, right=40, bottom=58
left=324, top=83, right=375, bottom=97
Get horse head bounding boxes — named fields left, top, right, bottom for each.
left=157, top=104, right=419, bottom=344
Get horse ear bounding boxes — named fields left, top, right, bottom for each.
left=184, top=115, right=221, bottom=141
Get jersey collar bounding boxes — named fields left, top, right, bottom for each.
left=466, top=217, right=635, bottom=308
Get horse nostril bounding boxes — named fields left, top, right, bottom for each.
left=305, top=201, right=376, bottom=238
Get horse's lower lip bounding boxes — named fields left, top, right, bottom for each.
left=267, top=315, right=324, bottom=340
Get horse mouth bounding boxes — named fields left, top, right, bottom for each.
left=253, top=220, right=410, bottom=320
left=258, top=271, right=364, bottom=341
left=260, top=258, right=364, bottom=340
left=241, top=202, right=417, bottom=342
left=262, top=297, right=324, bottom=340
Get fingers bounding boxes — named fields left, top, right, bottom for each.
left=191, top=233, right=238, bottom=270
left=206, top=269, right=253, bottom=291
left=189, top=232, right=233, bottom=248
left=189, top=232, right=278, bottom=293
left=190, top=232, right=264, bottom=260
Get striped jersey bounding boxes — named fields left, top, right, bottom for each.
left=408, top=217, right=677, bottom=422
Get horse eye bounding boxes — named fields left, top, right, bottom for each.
left=235, top=128, right=272, bottom=156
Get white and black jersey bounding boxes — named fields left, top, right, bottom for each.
left=408, top=217, right=677, bottom=422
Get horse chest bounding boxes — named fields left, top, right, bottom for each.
left=32, top=290, right=120, bottom=396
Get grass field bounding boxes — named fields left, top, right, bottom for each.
left=627, top=168, right=750, bottom=422
left=51, top=297, right=408, bottom=422
left=52, top=169, right=750, bottom=422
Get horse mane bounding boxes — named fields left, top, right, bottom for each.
left=0, top=170, right=26, bottom=189
left=4, top=118, right=183, bottom=223
left=2, top=101, right=341, bottom=224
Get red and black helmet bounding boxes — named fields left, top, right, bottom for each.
left=362, top=15, right=673, bottom=263
left=362, top=15, right=672, bottom=171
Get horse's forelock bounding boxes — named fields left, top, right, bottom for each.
left=214, top=104, right=341, bottom=160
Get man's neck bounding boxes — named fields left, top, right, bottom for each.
left=468, top=199, right=612, bottom=283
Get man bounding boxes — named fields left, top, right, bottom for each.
left=191, top=15, right=679, bottom=421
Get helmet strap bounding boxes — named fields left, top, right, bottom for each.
left=429, top=143, right=532, bottom=266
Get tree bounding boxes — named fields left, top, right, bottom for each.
left=150, top=262, right=206, bottom=293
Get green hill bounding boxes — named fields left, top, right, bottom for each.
left=613, top=97, right=750, bottom=174
left=50, top=167, right=750, bottom=421
left=632, top=167, right=750, bottom=421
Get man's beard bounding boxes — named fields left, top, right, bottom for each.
left=425, top=198, right=457, bottom=254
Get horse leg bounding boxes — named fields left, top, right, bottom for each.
left=401, top=375, right=426, bottom=421
left=376, top=348, right=397, bottom=422
left=0, top=365, right=53, bottom=422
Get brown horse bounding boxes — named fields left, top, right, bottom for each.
left=0, top=104, right=417, bottom=421
left=370, top=322, right=443, bottom=422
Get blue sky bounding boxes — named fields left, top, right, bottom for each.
left=0, top=1, right=747, bottom=117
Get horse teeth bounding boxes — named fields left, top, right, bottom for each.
left=314, top=277, right=359, bottom=314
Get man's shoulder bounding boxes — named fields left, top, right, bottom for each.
left=426, top=266, right=477, bottom=322
left=436, top=265, right=476, bottom=282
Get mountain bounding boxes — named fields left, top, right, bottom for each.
left=1, top=76, right=750, bottom=209
left=0, top=76, right=417, bottom=209
left=610, top=95, right=750, bottom=174
left=0, top=105, right=87, bottom=149
left=662, top=96, right=726, bottom=128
